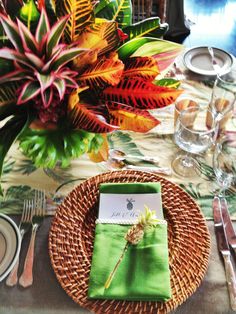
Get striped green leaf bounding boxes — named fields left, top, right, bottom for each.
left=18, top=81, right=40, bottom=104
left=17, top=19, right=39, bottom=54
left=35, top=8, right=50, bottom=43
left=0, top=13, right=23, bottom=52
left=95, top=0, right=132, bottom=28
left=46, top=15, right=69, bottom=57
left=123, top=17, right=162, bottom=40
left=118, top=37, right=183, bottom=72
left=51, top=47, right=87, bottom=70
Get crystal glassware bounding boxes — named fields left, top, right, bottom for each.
left=172, top=106, right=216, bottom=177
left=213, top=137, right=236, bottom=195
left=207, top=69, right=236, bottom=137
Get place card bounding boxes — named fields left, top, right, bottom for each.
left=98, top=193, right=163, bottom=223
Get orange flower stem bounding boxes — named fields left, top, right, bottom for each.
left=104, top=242, right=129, bottom=289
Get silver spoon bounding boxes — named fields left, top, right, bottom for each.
left=105, top=158, right=172, bottom=176
left=208, top=47, right=221, bottom=74
left=109, top=149, right=160, bottom=163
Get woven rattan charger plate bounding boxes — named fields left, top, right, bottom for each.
left=49, top=170, right=210, bottom=314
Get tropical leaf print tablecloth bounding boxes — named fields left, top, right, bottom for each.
left=0, top=57, right=235, bottom=219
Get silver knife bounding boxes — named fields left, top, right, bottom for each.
left=221, top=197, right=236, bottom=255
left=213, top=196, right=236, bottom=311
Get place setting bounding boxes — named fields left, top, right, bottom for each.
left=0, top=1, right=236, bottom=313
left=47, top=68, right=236, bottom=312
left=49, top=170, right=210, bottom=313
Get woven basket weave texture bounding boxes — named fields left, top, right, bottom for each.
left=49, top=170, right=210, bottom=314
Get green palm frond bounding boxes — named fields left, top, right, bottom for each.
left=15, top=159, right=37, bottom=175
left=179, top=183, right=202, bottom=199
left=55, top=0, right=94, bottom=43
left=2, top=158, right=15, bottom=176
left=18, top=127, right=104, bottom=168
left=0, top=185, right=36, bottom=215
left=108, top=131, right=143, bottom=156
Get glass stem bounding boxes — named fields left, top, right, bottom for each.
left=213, top=114, right=221, bottom=142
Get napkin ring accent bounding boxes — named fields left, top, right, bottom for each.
left=96, top=218, right=167, bottom=225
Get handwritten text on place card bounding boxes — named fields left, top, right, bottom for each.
left=98, top=193, right=163, bottom=222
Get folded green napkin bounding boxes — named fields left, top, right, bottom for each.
left=88, top=182, right=171, bottom=301
left=99, top=182, right=162, bottom=194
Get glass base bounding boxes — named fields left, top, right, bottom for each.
left=172, top=153, right=197, bottom=177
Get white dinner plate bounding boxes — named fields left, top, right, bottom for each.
left=0, top=214, right=21, bottom=282
left=183, top=46, right=234, bottom=76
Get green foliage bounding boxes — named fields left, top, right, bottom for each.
left=95, top=0, right=132, bottom=28
left=118, top=37, right=160, bottom=60
left=0, top=0, right=23, bottom=18
left=44, top=0, right=57, bottom=22
left=18, top=127, right=104, bottom=168
left=147, top=23, right=168, bottom=38
left=108, top=131, right=143, bottom=156
left=0, top=185, right=36, bottom=214
left=0, top=10, right=84, bottom=107
left=0, top=114, right=30, bottom=194
left=19, top=0, right=40, bottom=26
left=0, top=85, right=19, bottom=108
left=123, top=17, right=162, bottom=40
left=0, top=58, right=14, bottom=75
left=153, top=78, right=181, bottom=89
left=95, top=1, right=167, bottom=40
left=2, top=159, right=15, bottom=176
left=16, top=159, right=37, bottom=175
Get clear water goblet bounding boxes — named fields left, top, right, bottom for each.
left=207, top=69, right=236, bottom=138
left=172, top=106, right=216, bottom=177
left=213, top=137, right=236, bottom=196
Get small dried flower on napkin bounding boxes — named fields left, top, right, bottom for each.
left=104, top=206, right=161, bottom=289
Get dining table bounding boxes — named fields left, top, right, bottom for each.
left=0, top=51, right=236, bottom=314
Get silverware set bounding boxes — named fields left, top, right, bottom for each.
left=6, top=190, right=46, bottom=288
left=105, top=149, right=172, bottom=176
left=212, top=138, right=236, bottom=310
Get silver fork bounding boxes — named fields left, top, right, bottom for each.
left=6, top=200, right=34, bottom=286
left=19, top=190, right=46, bottom=288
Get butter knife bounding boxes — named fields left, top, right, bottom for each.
left=221, top=197, right=236, bottom=255
left=213, top=196, right=236, bottom=310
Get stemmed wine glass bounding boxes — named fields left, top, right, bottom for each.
left=213, top=137, right=236, bottom=196
left=208, top=69, right=236, bottom=138
left=172, top=106, right=216, bottom=177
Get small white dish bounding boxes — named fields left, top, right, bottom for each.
left=183, top=46, right=234, bottom=76
left=0, top=214, right=21, bottom=282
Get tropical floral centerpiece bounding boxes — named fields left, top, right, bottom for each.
left=0, top=0, right=183, bottom=177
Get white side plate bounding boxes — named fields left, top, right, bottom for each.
left=0, top=214, right=21, bottom=282
left=183, top=46, right=234, bottom=76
